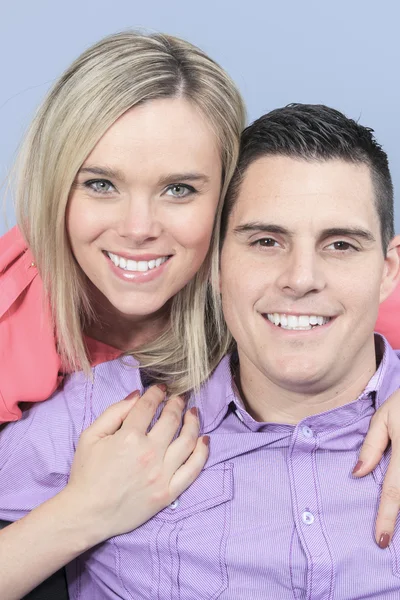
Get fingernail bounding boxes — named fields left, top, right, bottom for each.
left=156, top=384, right=167, bottom=393
left=352, top=460, right=364, bottom=475
left=378, top=532, right=390, bottom=549
left=126, top=390, right=140, bottom=400
left=202, top=435, right=210, bottom=446
left=189, top=407, right=198, bottom=417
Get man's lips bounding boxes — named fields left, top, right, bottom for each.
left=263, top=312, right=335, bottom=331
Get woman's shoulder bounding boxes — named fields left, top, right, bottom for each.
left=376, top=283, right=400, bottom=348
left=0, top=225, right=28, bottom=269
left=0, top=226, right=61, bottom=423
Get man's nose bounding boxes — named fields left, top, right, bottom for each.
left=276, top=248, right=325, bottom=298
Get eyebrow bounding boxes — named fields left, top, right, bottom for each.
left=157, top=172, right=211, bottom=186
left=234, top=222, right=376, bottom=243
left=78, top=167, right=210, bottom=186
left=234, top=223, right=292, bottom=236
left=320, top=227, right=376, bottom=243
left=78, top=166, right=126, bottom=181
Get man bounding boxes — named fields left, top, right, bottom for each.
left=214, top=104, right=400, bottom=597
left=0, top=104, right=400, bottom=599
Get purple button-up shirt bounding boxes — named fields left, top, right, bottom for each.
left=1, top=336, right=400, bottom=599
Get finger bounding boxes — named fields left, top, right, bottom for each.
left=83, top=390, right=140, bottom=439
left=147, top=395, right=186, bottom=451
left=353, top=409, right=390, bottom=476
left=121, top=385, right=166, bottom=433
left=163, top=407, right=200, bottom=470
left=169, top=436, right=209, bottom=499
left=375, top=455, right=400, bottom=547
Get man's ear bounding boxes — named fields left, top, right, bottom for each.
left=380, top=235, right=400, bottom=303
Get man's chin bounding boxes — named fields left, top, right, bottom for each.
left=263, top=361, right=330, bottom=392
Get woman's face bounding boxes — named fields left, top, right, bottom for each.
left=67, top=97, right=222, bottom=324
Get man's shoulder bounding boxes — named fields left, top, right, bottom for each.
left=193, top=355, right=235, bottom=430
left=77, top=356, right=144, bottom=424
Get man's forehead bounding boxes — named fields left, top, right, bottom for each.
left=239, top=154, right=373, bottom=192
left=231, top=154, right=378, bottom=227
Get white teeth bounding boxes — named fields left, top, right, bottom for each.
left=106, top=252, right=168, bottom=272
left=266, top=313, right=330, bottom=330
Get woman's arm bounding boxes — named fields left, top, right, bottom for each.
left=0, top=386, right=208, bottom=600
left=354, top=388, right=400, bottom=548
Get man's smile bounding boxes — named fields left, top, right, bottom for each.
left=265, top=313, right=332, bottom=330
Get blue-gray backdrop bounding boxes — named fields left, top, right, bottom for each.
left=1, top=0, right=399, bottom=234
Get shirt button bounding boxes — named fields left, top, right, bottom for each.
left=169, top=499, right=179, bottom=509
left=301, top=426, right=313, bottom=438
left=302, top=511, right=315, bottom=525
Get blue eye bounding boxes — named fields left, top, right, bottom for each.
left=85, top=179, right=115, bottom=194
left=165, top=184, right=195, bottom=198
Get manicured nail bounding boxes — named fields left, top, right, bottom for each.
left=378, top=532, right=390, bottom=549
left=189, top=407, right=198, bottom=417
left=156, top=384, right=167, bottom=393
left=126, top=390, right=140, bottom=400
left=202, top=435, right=210, bottom=446
left=352, top=460, right=364, bottom=475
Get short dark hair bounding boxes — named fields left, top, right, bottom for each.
left=221, top=103, right=394, bottom=252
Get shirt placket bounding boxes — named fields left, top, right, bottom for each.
left=288, top=424, right=335, bottom=600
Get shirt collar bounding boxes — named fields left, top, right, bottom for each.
left=193, top=356, right=236, bottom=434
left=194, top=334, right=400, bottom=434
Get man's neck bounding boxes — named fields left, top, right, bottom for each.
left=235, top=344, right=378, bottom=425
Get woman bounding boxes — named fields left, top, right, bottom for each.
left=0, top=29, right=244, bottom=421
left=0, top=29, right=399, bottom=599
left=0, top=29, right=245, bottom=598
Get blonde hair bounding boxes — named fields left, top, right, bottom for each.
left=15, top=31, right=246, bottom=393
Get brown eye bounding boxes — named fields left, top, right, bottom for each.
left=336, top=241, right=349, bottom=250
left=328, top=240, right=358, bottom=252
left=256, top=238, right=278, bottom=247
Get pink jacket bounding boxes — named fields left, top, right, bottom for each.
left=0, top=226, right=119, bottom=423
left=376, top=282, right=400, bottom=351
left=0, top=226, right=399, bottom=423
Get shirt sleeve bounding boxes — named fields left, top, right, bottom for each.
left=0, top=373, right=87, bottom=522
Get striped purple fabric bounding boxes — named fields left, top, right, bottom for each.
left=1, top=336, right=400, bottom=599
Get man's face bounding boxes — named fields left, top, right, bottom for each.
left=220, top=155, right=399, bottom=395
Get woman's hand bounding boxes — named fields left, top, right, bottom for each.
left=63, top=384, right=208, bottom=546
left=353, top=388, right=400, bottom=548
